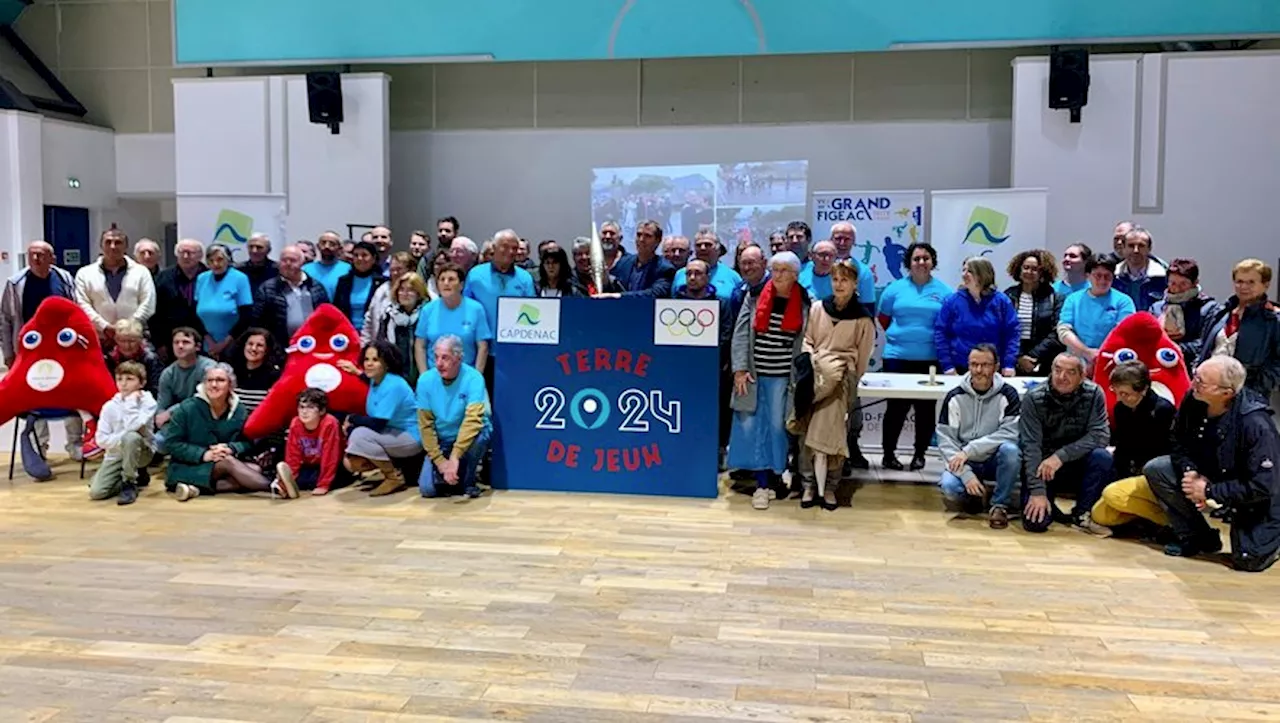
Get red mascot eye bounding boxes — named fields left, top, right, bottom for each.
left=56, top=328, right=77, bottom=347
left=297, top=335, right=317, bottom=353
left=21, top=331, right=42, bottom=349
left=1156, top=348, right=1179, bottom=368
left=1114, top=348, right=1137, bottom=364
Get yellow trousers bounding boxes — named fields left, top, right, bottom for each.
left=1091, top=475, right=1169, bottom=527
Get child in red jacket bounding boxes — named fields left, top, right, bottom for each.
left=276, top=388, right=343, bottom=495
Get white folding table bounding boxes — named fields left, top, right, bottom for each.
left=859, top=372, right=1045, bottom=401
left=855, top=373, right=1047, bottom=455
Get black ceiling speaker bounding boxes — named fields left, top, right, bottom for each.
left=1049, top=48, right=1089, bottom=123
left=305, top=71, right=344, bottom=134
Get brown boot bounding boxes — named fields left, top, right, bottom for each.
left=369, top=459, right=405, bottom=497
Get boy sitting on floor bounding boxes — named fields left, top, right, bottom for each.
left=276, top=388, right=344, bottom=496
left=89, top=360, right=157, bottom=506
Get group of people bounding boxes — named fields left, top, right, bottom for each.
left=4, top=214, right=1279, bottom=572
left=710, top=219, right=1279, bottom=573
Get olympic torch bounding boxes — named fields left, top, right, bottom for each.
left=589, top=221, right=607, bottom=295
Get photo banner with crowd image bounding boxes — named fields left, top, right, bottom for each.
left=811, top=191, right=925, bottom=439
left=590, top=161, right=808, bottom=259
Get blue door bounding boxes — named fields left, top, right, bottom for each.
left=43, top=206, right=91, bottom=273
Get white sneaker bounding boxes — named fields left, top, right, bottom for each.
left=752, top=487, right=770, bottom=510
left=1074, top=512, right=1112, bottom=538
left=174, top=483, right=200, bottom=502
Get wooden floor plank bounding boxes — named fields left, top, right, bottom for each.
left=2, top=469, right=1278, bottom=721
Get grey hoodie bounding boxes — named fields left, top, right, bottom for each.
left=936, top=373, right=1021, bottom=482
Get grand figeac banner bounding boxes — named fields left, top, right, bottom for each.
left=812, top=190, right=925, bottom=436
left=811, top=190, right=925, bottom=293
left=492, top=297, right=719, bottom=498
left=928, top=188, right=1049, bottom=289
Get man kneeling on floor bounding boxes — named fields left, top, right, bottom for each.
left=1020, top=353, right=1113, bottom=533
left=937, top=344, right=1021, bottom=529
left=1144, top=356, right=1280, bottom=572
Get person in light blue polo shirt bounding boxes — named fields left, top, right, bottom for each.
left=464, top=229, right=535, bottom=391
left=1053, top=243, right=1092, bottom=296
left=339, top=341, right=422, bottom=497
left=193, top=243, right=254, bottom=357
left=801, top=242, right=876, bottom=314
left=673, top=230, right=740, bottom=303
left=415, top=334, right=491, bottom=499
left=876, top=242, right=953, bottom=471
left=1058, top=255, right=1136, bottom=368
left=415, top=261, right=492, bottom=372
left=798, top=240, right=835, bottom=301
left=303, top=231, right=352, bottom=299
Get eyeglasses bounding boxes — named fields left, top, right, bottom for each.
left=1191, top=374, right=1226, bottom=390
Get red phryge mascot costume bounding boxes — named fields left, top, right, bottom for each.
left=0, top=297, right=118, bottom=479
left=1092, top=313, right=1193, bottom=420
left=243, top=304, right=367, bottom=439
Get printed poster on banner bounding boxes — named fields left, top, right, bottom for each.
left=928, top=188, right=1049, bottom=289
left=653, top=300, right=720, bottom=347
left=496, top=298, right=561, bottom=345
left=176, top=194, right=288, bottom=263
left=811, top=190, right=925, bottom=292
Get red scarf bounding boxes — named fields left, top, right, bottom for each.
left=753, top=279, right=804, bottom=334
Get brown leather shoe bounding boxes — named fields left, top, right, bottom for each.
left=989, top=505, right=1010, bottom=529
left=369, top=459, right=405, bottom=497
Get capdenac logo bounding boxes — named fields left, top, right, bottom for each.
left=516, top=303, right=542, bottom=326
left=497, top=298, right=560, bottom=345
left=963, top=206, right=1010, bottom=246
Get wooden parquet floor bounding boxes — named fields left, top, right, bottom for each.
left=2, top=460, right=1280, bottom=723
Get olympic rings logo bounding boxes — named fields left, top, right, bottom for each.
left=658, top=307, right=717, bottom=337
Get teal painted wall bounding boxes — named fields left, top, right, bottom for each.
left=0, top=0, right=28, bottom=26
left=173, top=0, right=1280, bottom=65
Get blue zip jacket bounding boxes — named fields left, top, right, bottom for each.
left=933, top=289, right=1021, bottom=371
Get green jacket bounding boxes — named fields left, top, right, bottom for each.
left=162, top=387, right=251, bottom=491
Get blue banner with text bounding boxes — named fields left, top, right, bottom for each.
left=492, top=296, right=719, bottom=498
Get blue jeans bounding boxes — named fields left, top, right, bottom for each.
left=418, top=431, right=489, bottom=497
left=1021, top=448, right=1114, bottom=532
left=939, top=441, right=1021, bottom=511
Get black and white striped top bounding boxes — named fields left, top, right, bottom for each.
left=1016, top=293, right=1034, bottom=340
left=752, top=296, right=798, bottom=377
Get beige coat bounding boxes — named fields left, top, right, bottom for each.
left=796, top=300, right=874, bottom=457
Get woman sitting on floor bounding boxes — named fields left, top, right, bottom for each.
left=162, top=363, right=298, bottom=501
left=1091, top=361, right=1176, bottom=536
left=791, top=259, right=874, bottom=511
left=337, top=341, right=423, bottom=497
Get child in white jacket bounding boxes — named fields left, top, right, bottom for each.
left=89, top=360, right=157, bottom=506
